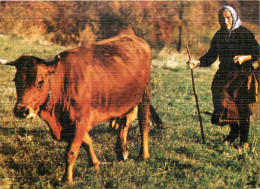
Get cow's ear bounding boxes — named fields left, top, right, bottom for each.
left=44, top=54, right=60, bottom=66
left=47, top=64, right=57, bottom=75
left=44, top=54, right=59, bottom=74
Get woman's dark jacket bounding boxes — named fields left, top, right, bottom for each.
left=198, top=26, right=259, bottom=124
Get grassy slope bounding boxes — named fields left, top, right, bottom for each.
left=0, top=34, right=259, bottom=188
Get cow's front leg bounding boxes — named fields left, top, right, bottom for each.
left=40, top=111, right=62, bottom=140
left=62, top=121, right=88, bottom=184
left=82, top=132, right=100, bottom=170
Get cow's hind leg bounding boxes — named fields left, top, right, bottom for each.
left=82, top=132, right=100, bottom=170
left=110, top=119, right=119, bottom=130
left=115, top=107, right=138, bottom=160
left=138, top=84, right=151, bottom=159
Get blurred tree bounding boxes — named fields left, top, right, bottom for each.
left=96, top=2, right=127, bottom=40
left=0, top=0, right=258, bottom=52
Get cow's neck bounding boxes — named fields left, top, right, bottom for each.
left=38, top=75, right=62, bottom=140
left=40, top=76, right=52, bottom=111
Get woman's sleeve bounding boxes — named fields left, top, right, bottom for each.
left=245, top=29, right=259, bottom=62
left=198, top=33, right=219, bottom=67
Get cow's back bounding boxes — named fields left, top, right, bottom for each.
left=56, top=29, right=151, bottom=125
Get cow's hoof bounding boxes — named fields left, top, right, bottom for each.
left=61, top=176, right=73, bottom=184
left=94, top=163, right=100, bottom=171
left=238, top=142, right=249, bottom=149
left=140, top=153, right=150, bottom=160
left=115, top=150, right=129, bottom=161
left=122, top=151, right=129, bottom=160
left=88, top=159, right=100, bottom=171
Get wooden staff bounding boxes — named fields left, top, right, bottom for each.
left=186, top=45, right=205, bottom=144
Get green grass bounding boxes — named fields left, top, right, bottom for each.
left=0, top=34, right=259, bottom=188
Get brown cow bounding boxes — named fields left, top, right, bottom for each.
left=0, top=28, right=151, bottom=183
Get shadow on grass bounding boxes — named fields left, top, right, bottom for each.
left=161, top=67, right=184, bottom=73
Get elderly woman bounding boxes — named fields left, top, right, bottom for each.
left=187, top=6, right=259, bottom=147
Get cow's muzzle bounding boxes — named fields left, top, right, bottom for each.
left=14, top=104, right=37, bottom=119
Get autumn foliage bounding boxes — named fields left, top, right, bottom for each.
left=0, top=1, right=259, bottom=53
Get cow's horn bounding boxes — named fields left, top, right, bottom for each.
left=44, top=54, right=60, bottom=65
left=0, top=59, right=16, bottom=66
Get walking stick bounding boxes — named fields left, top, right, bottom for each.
left=186, top=45, right=206, bottom=144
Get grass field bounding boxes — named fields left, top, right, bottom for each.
left=0, top=34, right=259, bottom=188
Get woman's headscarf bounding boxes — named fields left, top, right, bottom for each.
left=218, top=6, right=242, bottom=31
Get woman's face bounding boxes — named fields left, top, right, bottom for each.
left=222, top=10, right=233, bottom=30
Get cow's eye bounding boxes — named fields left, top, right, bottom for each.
left=36, top=80, right=44, bottom=88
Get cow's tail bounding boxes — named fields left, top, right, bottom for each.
left=150, top=105, right=165, bottom=129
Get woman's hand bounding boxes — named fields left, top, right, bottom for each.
left=187, top=59, right=200, bottom=69
left=233, top=55, right=252, bottom=65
